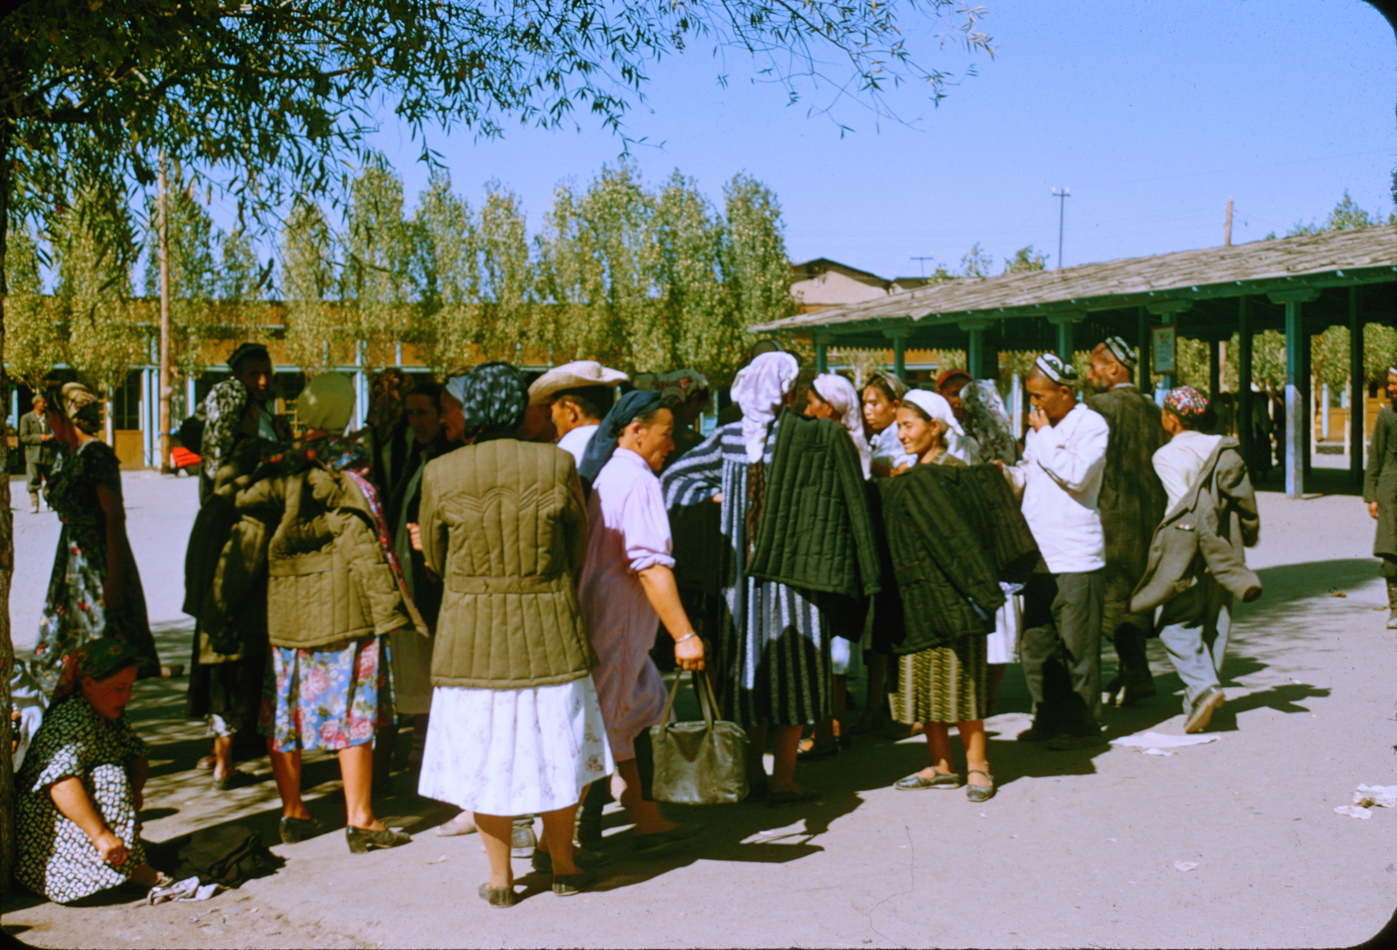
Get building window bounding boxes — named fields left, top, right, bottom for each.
left=111, top=371, right=143, bottom=431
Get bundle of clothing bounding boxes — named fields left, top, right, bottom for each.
left=877, top=462, right=1039, bottom=655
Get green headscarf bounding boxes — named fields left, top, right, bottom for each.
left=51, top=637, right=142, bottom=706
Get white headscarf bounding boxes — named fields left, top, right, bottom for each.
left=731, top=351, right=800, bottom=463
left=812, top=373, right=871, bottom=479
left=902, top=389, right=976, bottom=463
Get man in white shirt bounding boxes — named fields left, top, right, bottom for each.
left=1007, top=354, right=1111, bottom=750
left=1152, top=386, right=1230, bottom=733
left=527, top=360, right=629, bottom=469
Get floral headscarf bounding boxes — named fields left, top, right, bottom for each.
left=201, top=378, right=250, bottom=475
left=962, top=379, right=1019, bottom=464
left=51, top=637, right=141, bottom=707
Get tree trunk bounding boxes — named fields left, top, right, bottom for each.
left=0, top=118, right=18, bottom=898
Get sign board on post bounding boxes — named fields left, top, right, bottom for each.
left=1151, top=324, right=1177, bottom=375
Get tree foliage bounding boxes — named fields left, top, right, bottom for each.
left=3, top=225, right=62, bottom=389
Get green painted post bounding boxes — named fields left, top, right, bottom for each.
left=892, top=335, right=907, bottom=380
left=1208, top=339, right=1221, bottom=398
left=967, top=326, right=985, bottom=379
left=1237, top=297, right=1253, bottom=468
left=1056, top=320, right=1074, bottom=362
left=815, top=334, right=829, bottom=374
left=1137, top=306, right=1152, bottom=390
left=1350, top=287, right=1365, bottom=488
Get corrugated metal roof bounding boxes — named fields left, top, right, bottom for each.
left=753, top=224, right=1397, bottom=333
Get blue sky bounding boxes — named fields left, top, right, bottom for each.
left=363, top=0, right=1396, bottom=280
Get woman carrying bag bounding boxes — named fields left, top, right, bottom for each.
left=576, top=391, right=707, bottom=852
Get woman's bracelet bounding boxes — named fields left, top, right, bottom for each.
left=674, top=632, right=697, bottom=645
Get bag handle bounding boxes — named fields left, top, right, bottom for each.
left=658, top=668, right=719, bottom=730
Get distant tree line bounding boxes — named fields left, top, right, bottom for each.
left=2, top=159, right=795, bottom=395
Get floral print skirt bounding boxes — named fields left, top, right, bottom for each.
left=18, top=763, right=145, bottom=904
left=418, top=676, right=613, bottom=816
left=262, top=636, right=391, bottom=753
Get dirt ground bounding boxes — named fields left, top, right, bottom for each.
left=3, top=472, right=1395, bottom=949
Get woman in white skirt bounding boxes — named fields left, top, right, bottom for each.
left=417, top=362, right=613, bottom=907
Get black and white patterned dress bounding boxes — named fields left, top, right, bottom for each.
left=16, top=697, right=148, bottom=904
left=662, top=420, right=829, bottom=728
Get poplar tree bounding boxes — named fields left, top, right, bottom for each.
left=413, top=172, right=478, bottom=371
left=281, top=202, right=342, bottom=375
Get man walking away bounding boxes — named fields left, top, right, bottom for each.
left=1365, top=363, right=1397, bottom=629
left=1134, top=387, right=1262, bottom=733
left=1007, top=355, right=1111, bottom=751
left=527, top=360, right=628, bottom=469
left=19, top=395, right=58, bottom=513
left=1085, top=336, right=1169, bottom=706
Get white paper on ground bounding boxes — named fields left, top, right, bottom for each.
left=1111, top=730, right=1220, bottom=751
left=1335, top=805, right=1373, bottom=819
left=1353, top=785, right=1397, bottom=808
left=1174, top=861, right=1199, bottom=871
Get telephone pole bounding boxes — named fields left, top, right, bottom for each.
left=1052, top=187, right=1071, bottom=268
left=157, top=154, right=173, bottom=474
left=1224, top=197, right=1234, bottom=246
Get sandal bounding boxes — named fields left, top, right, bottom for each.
left=796, top=738, right=840, bottom=760
left=965, top=769, right=996, bottom=803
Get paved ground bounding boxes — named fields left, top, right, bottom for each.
left=3, top=471, right=1395, bottom=949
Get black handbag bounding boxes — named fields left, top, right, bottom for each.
left=633, top=670, right=749, bottom=806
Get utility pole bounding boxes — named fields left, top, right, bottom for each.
left=157, top=153, right=173, bottom=474
left=1224, top=197, right=1234, bottom=246
left=1052, top=187, right=1071, bottom=268
left=910, top=255, right=936, bottom=278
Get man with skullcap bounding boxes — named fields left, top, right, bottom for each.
left=1006, top=354, right=1111, bottom=750
left=1133, top=386, right=1261, bottom=733
left=1365, top=363, right=1397, bottom=628
left=1085, top=335, right=1169, bottom=707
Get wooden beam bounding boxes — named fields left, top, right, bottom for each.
left=884, top=328, right=909, bottom=380
left=1137, top=306, right=1152, bottom=390
left=960, top=320, right=992, bottom=379
left=1208, top=338, right=1221, bottom=398
left=1237, top=297, right=1254, bottom=470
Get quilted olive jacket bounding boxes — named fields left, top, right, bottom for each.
left=746, top=410, right=882, bottom=599
left=419, top=436, right=597, bottom=689
left=211, top=457, right=421, bottom=651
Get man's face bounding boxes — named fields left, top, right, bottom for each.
left=404, top=393, right=443, bottom=445
left=520, top=403, right=557, bottom=443
left=549, top=396, right=589, bottom=437
left=1388, top=372, right=1397, bottom=402
left=236, top=357, right=274, bottom=404
left=1086, top=345, right=1119, bottom=394
left=33, top=398, right=46, bottom=416
left=1026, top=372, right=1076, bottom=424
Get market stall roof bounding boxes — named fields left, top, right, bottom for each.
left=751, top=224, right=1397, bottom=349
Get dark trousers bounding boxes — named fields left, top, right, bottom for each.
left=1022, top=570, right=1104, bottom=736
left=26, top=461, right=51, bottom=496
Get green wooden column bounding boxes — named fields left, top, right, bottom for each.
left=1237, top=297, right=1254, bottom=467
left=1208, top=338, right=1221, bottom=399
left=1349, top=287, right=1365, bottom=487
left=1147, top=300, right=1193, bottom=392
left=815, top=333, right=829, bottom=374
left=1271, top=288, right=1319, bottom=499
left=885, top=328, right=909, bottom=380
left=961, top=321, right=991, bottom=379
left=1047, top=313, right=1081, bottom=364
left=1136, top=306, right=1152, bottom=390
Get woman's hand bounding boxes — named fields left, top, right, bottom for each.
left=92, top=829, right=128, bottom=866
left=408, top=523, right=423, bottom=551
left=1370, top=501, right=1380, bottom=520
left=674, top=635, right=706, bottom=672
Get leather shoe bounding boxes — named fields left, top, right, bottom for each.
left=478, top=883, right=516, bottom=908
left=551, top=870, right=598, bottom=896
left=510, top=817, right=537, bottom=857
left=279, top=816, right=327, bottom=844
left=346, top=825, right=411, bottom=853
left=1184, top=686, right=1226, bottom=734
left=893, top=771, right=962, bottom=790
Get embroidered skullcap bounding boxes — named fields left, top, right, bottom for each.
left=1164, top=386, right=1210, bottom=420
left=812, top=373, right=872, bottom=479
left=60, top=381, right=100, bottom=420
left=227, top=341, right=270, bottom=373
left=732, top=351, right=800, bottom=463
left=936, top=368, right=972, bottom=391
left=578, top=390, right=666, bottom=483
left=51, top=637, right=143, bottom=706
left=460, top=361, right=528, bottom=436
left=659, top=368, right=710, bottom=395
left=1103, top=336, right=1138, bottom=370
left=1034, top=353, right=1079, bottom=385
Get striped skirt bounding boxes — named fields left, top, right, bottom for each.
left=712, top=577, right=829, bottom=729
left=890, top=635, right=988, bottom=724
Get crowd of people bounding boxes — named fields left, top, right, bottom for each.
left=12, top=335, right=1397, bottom=910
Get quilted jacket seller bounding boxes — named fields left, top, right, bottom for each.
left=746, top=410, right=882, bottom=599
left=209, top=452, right=422, bottom=651
left=1130, top=437, right=1262, bottom=613
left=419, top=435, right=597, bottom=690
left=879, top=461, right=1013, bottom=654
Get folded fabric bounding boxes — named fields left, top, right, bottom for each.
left=1110, top=730, right=1220, bottom=749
